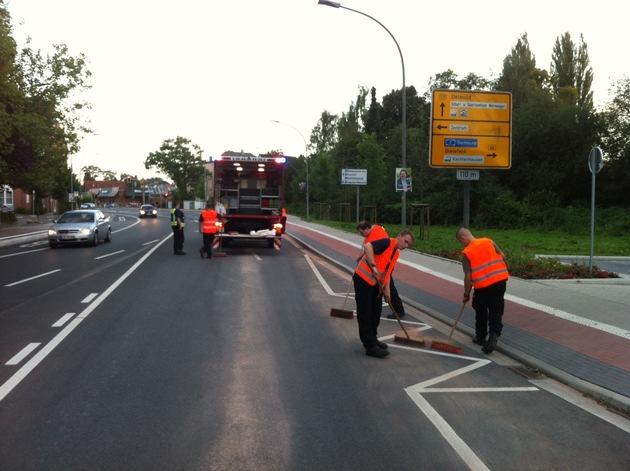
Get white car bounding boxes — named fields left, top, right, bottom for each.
left=80, top=202, right=96, bottom=209
left=48, top=210, right=112, bottom=248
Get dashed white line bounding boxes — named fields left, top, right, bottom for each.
left=52, top=313, right=75, bottom=328
left=6, top=343, right=41, bottom=366
left=4, top=269, right=61, bottom=287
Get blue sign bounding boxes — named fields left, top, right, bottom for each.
left=444, top=138, right=478, bottom=148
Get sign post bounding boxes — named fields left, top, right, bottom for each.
left=341, top=169, right=367, bottom=224
left=588, top=146, right=604, bottom=274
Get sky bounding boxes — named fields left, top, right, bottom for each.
left=6, top=0, right=628, bottom=182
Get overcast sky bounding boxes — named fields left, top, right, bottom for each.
left=7, top=0, right=627, bottom=181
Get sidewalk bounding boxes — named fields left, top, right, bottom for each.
left=0, top=214, right=54, bottom=247
left=285, top=217, right=630, bottom=412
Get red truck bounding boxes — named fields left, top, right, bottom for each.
left=212, top=151, right=287, bottom=249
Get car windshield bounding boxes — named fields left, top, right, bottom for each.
left=58, top=212, right=93, bottom=223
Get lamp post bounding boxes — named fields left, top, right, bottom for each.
left=318, top=0, right=407, bottom=228
left=272, top=120, right=310, bottom=222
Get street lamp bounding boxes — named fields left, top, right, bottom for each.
left=318, top=0, right=407, bottom=228
left=271, top=120, right=310, bottom=222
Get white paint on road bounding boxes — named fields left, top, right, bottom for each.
left=4, top=269, right=61, bottom=287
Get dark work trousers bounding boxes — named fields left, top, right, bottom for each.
left=353, top=273, right=383, bottom=349
left=471, top=279, right=507, bottom=338
left=172, top=226, right=185, bottom=253
left=201, top=233, right=215, bottom=257
left=389, top=276, right=405, bottom=316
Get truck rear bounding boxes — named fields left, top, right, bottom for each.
left=212, top=152, right=287, bottom=249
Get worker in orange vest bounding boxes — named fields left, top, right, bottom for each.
left=356, top=220, right=406, bottom=319
left=456, top=227, right=510, bottom=354
left=199, top=202, right=218, bottom=259
left=353, top=229, right=415, bottom=358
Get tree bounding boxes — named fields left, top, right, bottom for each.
left=0, top=4, right=92, bottom=201
left=550, top=32, right=594, bottom=113
left=144, top=136, right=205, bottom=201
left=599, top=76, right=630, bottom=206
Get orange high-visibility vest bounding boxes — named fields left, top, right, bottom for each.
left=365, top=225, right=387, bottom=243
left=463, top=238, right=509, bottom=289
left=355, top=238, right=398, bottom=287
left=200, top=209, right=218, bottom=234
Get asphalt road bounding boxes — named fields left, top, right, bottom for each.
left=0, top=209, right=628, bottom=470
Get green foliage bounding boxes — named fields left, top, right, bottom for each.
left=0, top=4, right=91, bottom=199
left=144, top=136, right=205, bottom=201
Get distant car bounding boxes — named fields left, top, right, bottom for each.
left=0, top=203, right=13, bottom=213
left=139, top=204, right=157, bottom=218
left=80, top=202, right=96, bottom=209
left=48, top=209, right=112, bottom=248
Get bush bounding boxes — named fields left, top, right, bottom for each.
left=0, top=211, right=17, bottom=224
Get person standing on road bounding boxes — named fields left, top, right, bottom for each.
left=456, top=227, right=509, bottom=354
left=171, top=201, right=186, bottom=255
left=199, top=202, right=218, bottom=259
left=215, top=199, right=226, bottom=217
left=353, top=230, right=415, bottom=358
left=356, top=220, right=406, bottom=319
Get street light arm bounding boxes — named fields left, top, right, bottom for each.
left=318, top=0, right=408, bottom=227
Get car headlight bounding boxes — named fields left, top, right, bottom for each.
left=80, top=228, right=91, bottom=235
left=48, top=229, right=57, bottom=236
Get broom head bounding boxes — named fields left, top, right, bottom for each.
left=330, top=308, right=354, bottom=319
left=429, top=339, right=463, bottom=355
left=393, top=330, right=426, bottom=348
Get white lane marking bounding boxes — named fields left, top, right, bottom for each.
left=95, top=250, right=125, bottom=259
left=143, top=240, right=160, bottom=246
left=406, top=393, right=491, bottom=471
left=290, top=222, right=630, bottom=339
left=0, top=247, right=48, bottom=257
left=6, top=343, right=41, bottom=366
left=52, top=313, right=75, bottom=327
left=304, top=254, right=336, bottom=296
left=82, top=293, right=98, bottom=303
left=4, top=269, right=61, bottom=287
left=0, top=235, right=170, bottom=402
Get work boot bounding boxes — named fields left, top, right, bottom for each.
left=365, top=346, right=390, bottom=358
left=482, top=333, right=498, bottom=354
left=472, top=335, right=486, bottom=346
left=199, top=248, right=204, bottom=259
left=376, top=340, right=388, bottom=350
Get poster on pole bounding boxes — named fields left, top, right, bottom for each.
left=395, top=167, right=412, bottom=192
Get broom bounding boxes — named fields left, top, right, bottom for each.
left=374, top=278, right=425, bottom=348
left=429, top=303, right=465, bottom=354
left=330, top=264, right=357, bottom=319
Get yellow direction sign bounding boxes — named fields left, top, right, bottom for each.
left=430, top=89, right=512, bottom=169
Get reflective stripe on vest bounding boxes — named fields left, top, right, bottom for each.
left=170, top=208, right=185, bottom=227
left=463, top=238, right=509, bottom=289
left=200, top=209, right=218, bottom=234
left=355, top=239, right=398, bottom=286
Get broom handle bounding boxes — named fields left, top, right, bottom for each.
left=447, top=304, right=466, bottom=342
left=375, top=278, right=410, bottom=339
left=342, top=259, right=362, bottom=311
left=341, top=274, right=353, bottom=311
